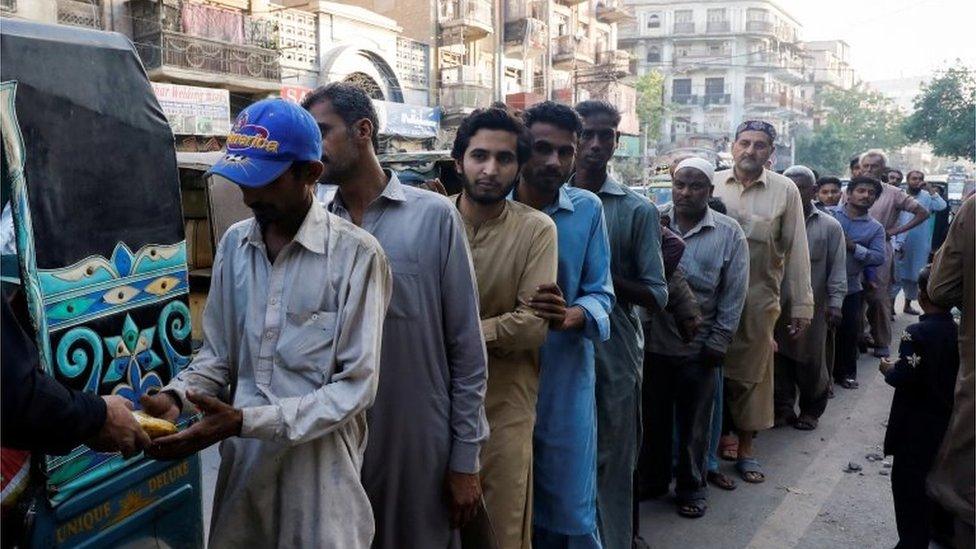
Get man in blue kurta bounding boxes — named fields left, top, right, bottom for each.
left=517, top=101, right=614, bottom=548
left=892, top=170, right=947, bottom=315
left=570, top=100, right=667, bottom=548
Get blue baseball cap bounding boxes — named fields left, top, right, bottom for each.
left=207, top=98, right=322, bottom=188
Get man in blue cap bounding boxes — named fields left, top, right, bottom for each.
left=142, top=98, right=393, bottom=548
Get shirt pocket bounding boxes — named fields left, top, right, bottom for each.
left=685, top=247, right=721, bottom=294
left=275, top=310, right=338, bottom=391
left=388, top=258, right=421, bottom=320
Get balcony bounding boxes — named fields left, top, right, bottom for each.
left=595, top=49, right=631, bottom=77
left=129, top=0, right=280, bottom=93
left=552, top=34, right=595, bottom=69
left=744, top=92, right=782, bottom=110
left=703, top=93, right=731, bottom=106
left=505, top=16, right=548, bottom=57
left=135, top=31, right=280, bottom=92
left=1, top=0, right=16, bottom=13
left=745, top=20, right=775, bottom=34
left=595, top=0, right=633, bottom=24
left=706, top=20, right=730, bottom=33
left=57, top=0, right=103, bottom=29
left=440, top=66, right=493, bottom=117
left=439, top=0, right=493, bottom=43
left=671, top=94, right=699, bottom=106
left=673, top=22, right=696, bottom=34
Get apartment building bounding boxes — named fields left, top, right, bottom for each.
left=799, top=39, right=855, bottom=129
left=348, top=0, right=637, bottom=144
left=620, top=0, right=809, bottom=168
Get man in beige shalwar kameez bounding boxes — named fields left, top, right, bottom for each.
left=451, top=108, right=559, bottom=548
left=712, top=120, right=814, bottom=483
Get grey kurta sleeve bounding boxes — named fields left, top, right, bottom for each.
left=705, top=227, right=749, bottom=354
left=826, top=221, right=848, bottom=309
left=782, top=182, right=815, bottom=319
left=440, top=207, right=490, bottom=474
left=240, top=244, right=392, bottom=443
left=165, top=233, right=235, bottom=410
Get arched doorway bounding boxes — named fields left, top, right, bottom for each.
left=343, top=72, right=385, bottom=100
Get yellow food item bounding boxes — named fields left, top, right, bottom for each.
left=133, top=411, right=178, bottom=438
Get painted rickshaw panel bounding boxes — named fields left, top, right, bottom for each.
left=1, top=19, right=202, bottom=547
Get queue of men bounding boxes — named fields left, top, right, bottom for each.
left=4, top=81, right=972, bottom=549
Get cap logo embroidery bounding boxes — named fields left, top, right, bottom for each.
left=226, top=112, right=280, bottom=154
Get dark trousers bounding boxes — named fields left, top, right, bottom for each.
left=835, top=292, right=863, bottom=382
left=640, top=353, right=716, bottom=501
left=891, top=455, right=955, bottom=549
left=774, top=353, right=830, bottom=420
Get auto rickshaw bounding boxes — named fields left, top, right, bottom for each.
left=1, top=19, right=203, bottom=547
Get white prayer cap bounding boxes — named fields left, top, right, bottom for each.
left=674, top=157, right=715, bottom=181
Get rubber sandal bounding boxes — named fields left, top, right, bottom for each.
left=839, top=378, right=859, bottom=390
left=719, top=435, right=738, bottom=461
left=677, top=498, right=708, bottom=518
left=735, top=457, right=766, bottom=484
left=706, top=470, right=737, bottom=491
left=794, top=415, right=818, bottom=431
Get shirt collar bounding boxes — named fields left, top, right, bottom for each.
left=510, top=182, right=575, bottom=213
left=241, top=200, right=329, bottom=255
left=806, top=205, right=822, bottom=221
left=553, top=184, right=575, bottom=213
left=670, top=206, right=716, bottom=238
left=379, top=169, right=407, bottom=202
left=724, top=168, right=769, bottom=188
left=568, top=173, right=627, bottom=197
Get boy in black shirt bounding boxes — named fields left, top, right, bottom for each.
left=881, top=266, right=959, bottom=548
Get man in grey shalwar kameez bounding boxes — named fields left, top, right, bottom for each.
left=304, top=83, right=489, bottom=548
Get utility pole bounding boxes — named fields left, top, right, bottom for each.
left=543, top=0, right=552, bottom=100
left=494, top=0, right=504, bottom=102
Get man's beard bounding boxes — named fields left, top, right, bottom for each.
left=526, top=167, right=567, bottom=194
left=463, top=177, right=517, bottom=205
left=736, top=156, right=763, bottom=172
left=250, top=204, right=280, bottom=229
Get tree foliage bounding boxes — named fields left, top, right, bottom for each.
left=635, top=71, right=665, bottom=139
left=903, top=65, right=976, bottom=161
left=795, top=86, right=907, bottom=176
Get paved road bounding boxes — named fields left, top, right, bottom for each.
left=197, top=307, right=915, bottom=547
left=638, top=309, right=912, bottom=549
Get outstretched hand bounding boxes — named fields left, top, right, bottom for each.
left=145, top=391, right=242, bottom=461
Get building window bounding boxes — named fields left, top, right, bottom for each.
left=706, top=8, right=726, bottom=22
left=747, top=8, right=768, bottom=21
left=646, top=13, right=660, bottom=29
left=674, top=10, right=693, bottom=23
left=705, top=77, right=725, bottom=95
left=672, top=78, right=692, bottom=97
left=646, top=46, right=661, bottom=63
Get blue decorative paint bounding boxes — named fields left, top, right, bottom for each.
left=38, top=242, right=187, bottom=297
left=55, top=327, right=104, bottom=393
left=102, top=315, right=163, bottom=384
left=44, top=272, right=188, bottom=330
left=112, top=360, right=164, bottom=408
left=158, top=300, right=192, bottom=379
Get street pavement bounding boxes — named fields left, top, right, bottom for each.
left=197, top=304, right=916, bottom=547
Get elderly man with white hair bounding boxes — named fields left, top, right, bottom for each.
left=773, top=166, right=848, bottom=431
left=643, top=157, right=750, bottom=518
